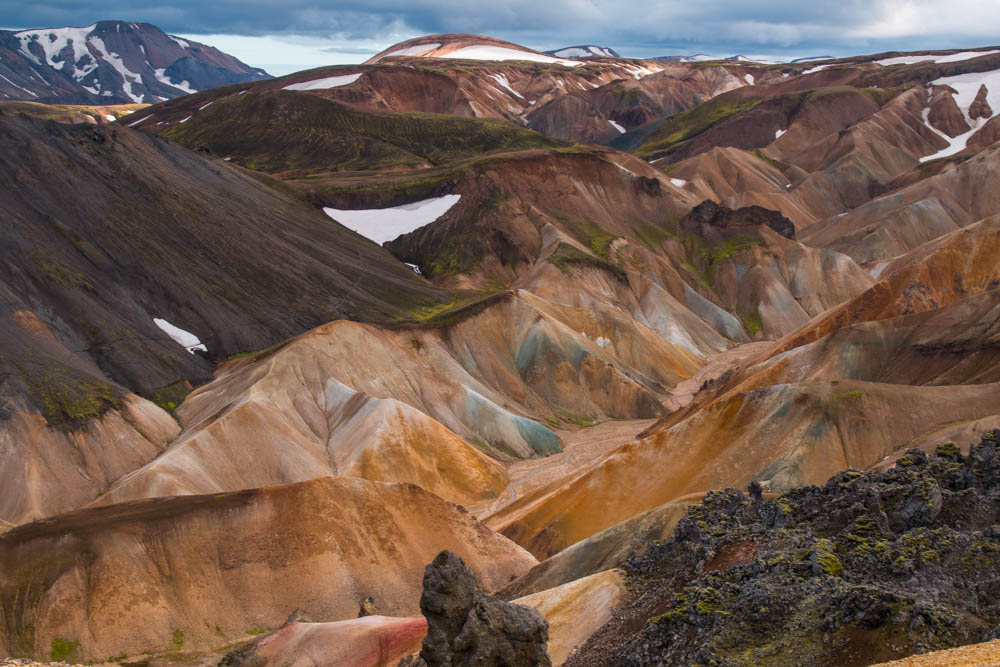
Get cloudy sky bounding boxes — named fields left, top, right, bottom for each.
left=3, top=0, right=999, bottom=75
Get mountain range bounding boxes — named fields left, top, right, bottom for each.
left=1, top=27, right=1000, bottom=667
left=0, top=20, right=269, bottom=104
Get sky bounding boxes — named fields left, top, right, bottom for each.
left=3, top=0, right=1000, bottom=75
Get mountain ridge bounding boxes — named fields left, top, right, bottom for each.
left=0, top=20, right=268, bottom=103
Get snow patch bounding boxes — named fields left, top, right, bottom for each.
left=595, top=336, right=610, bottom=348
left=802, top=64, right=832, bottom=74
left=609, top=119, right=626, bottom=133
left=323, top=194, right=462, bottom=245
left=918, top=66, right=999, bottom=163
left=670, top=177, right=687, bottom=187
left=178, top=116, right=191, bottom=123
left=88, top=36, right=144, bottom=102
left=104, top=114, right=115, bottom=121
left=442, top=45, right=581, bottom=66
left=198, top=101, right=213, bottom=110
left=744, top=73, right=755, bottom=85
left=611, top=161, right=639, bottom=177
left=489, top=73, right=524, bottom=98
left=405, top=262, right=422, bottom=275
left=775, top=128, right=786, bottom=139
left=931, top=69, right=1000, bottom=119
left=876, top=50, right=1000, bottom=67
left=154, top=318, right=206, bottom=354
left=153, top=68, right=197, bottom=95
left=15, top=25, right=99, bottom=81
left=0, top=73, right=37, bottom=97
left=283, top=72, right=364, bottom=91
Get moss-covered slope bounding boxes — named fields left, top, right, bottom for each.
left=159, top=90, right=564, bottom=175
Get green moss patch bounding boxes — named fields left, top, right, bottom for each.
left=636, top=95, right=763, bottom=159
left=548, top=243, right=628, bottom=283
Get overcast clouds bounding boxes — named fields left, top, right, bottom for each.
left=3, top=0, right=999, bottom=75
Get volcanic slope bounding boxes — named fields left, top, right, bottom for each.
left=129, top=80, right=878, bottom=345
left=129, top=33, right=770, bottom=146
left=482, top=217, right=1000, bottom=559
left=5, top=37, right=1000, bottom=667
left=0, top=112, right=453, bottom=525
left=0, top=477, right=536, bottom=662
left=567, top=435, right=1000, bottom=665
left=0, top=20, right=268, bottom=104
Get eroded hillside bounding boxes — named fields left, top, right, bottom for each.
left=2, top=33, right=999, bottom=666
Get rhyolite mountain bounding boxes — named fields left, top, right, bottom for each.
left=1, top=31, right=1000, bottom=666
left=0, top=20, right=268, bottom=104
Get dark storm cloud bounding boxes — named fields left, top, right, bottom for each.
left=2, top=0, right=997, bottom=58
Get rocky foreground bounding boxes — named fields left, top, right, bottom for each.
left=567, top=431, right=1000, bottom=665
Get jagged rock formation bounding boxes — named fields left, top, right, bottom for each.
left=568, top=432, right=1000, bottom=665
left=0, top=21, right=267, bottom=104
left=679, top=200, right=795, bottom=240
left=404, top=551, right=551, bottom=666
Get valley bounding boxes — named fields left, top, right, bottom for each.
left=1, top=28, right=999, bottom=667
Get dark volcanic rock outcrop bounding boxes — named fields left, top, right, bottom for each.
left=568, top=431, right=1000, bottom=666
left=680, top=200, right=796, bottom=240
left=405, top=551, right=551, bottom=667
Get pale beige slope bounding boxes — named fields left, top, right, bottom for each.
left=874, top=639, right=1000, bottom=666
left=0, top=394, right=179, bottom=526
left=483, top=219, right=1000, bottom=558
left=96, top=285, right=717, bottom=508
left=499, top=496, right=698, bottom=598
left=98, top=365, right=509, bottom=507
left=486, top=380, right=1000, bottom=559
left=0, top=477, right=536, bottom=661
left=513, top=569, right=627, bottom=666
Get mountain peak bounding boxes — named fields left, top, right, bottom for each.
left=0, top=20, right=269, bottom=104
left=366, top=33, right=584, bottom=66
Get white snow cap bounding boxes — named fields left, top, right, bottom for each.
left=324, top=194, right=462, bottom=245
left=443, top=45, right=582, bottom=66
